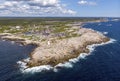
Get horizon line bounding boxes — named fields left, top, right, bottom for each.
left=0, top=16, right=120, bottom=18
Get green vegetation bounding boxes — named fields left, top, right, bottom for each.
left=0, top=17, right=105, bottom=41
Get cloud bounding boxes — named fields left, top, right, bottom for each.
left=78, top=0, right=97, bottom=6
left=0, top=0, right=76, bottom=16
left=28, top=0, right=59, bottom=7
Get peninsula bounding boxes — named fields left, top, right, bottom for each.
left=0, top=18, right=109, bottom=67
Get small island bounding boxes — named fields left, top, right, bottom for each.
left=0, top=18, right=109, bottom=68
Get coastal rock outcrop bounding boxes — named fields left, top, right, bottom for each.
left=0, top=28, right=109, bottom=67
left=27, top=28, right=109, bottom=67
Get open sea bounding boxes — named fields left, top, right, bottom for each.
left=0, top=18, right=120, bottom=81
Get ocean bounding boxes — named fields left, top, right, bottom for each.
left=0, top=18, right=120, bottom=81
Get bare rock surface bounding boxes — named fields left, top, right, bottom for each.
left=27, top=28, right=109, bottom=67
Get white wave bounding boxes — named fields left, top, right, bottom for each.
left=17, top=38, right=116, bottom=73
left=56, top=62, right=73, bottom=68
left=17, top=61, right=28, bottom=69
left=11, top=41, right=15, bottom=44
left=24, top=58, right=30, bottom=62
left=111, top=19, right=119, bottom=21
left=22, top=65, right=53, bottom=73
left=103, top=32, right=108, bottom=35
left=17, top=60, right=53, bottom=73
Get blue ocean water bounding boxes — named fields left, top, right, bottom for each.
left=0, top=19, right=120, bottom=81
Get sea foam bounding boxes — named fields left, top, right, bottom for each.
left=103, top=32, right=108, bottom=35
left=17, top=38, right=116, bottom=73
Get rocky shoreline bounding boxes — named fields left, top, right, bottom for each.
left=27, top=28, right=109, bottom=67
left=0, top=23, right=110, bottom=68
left=0, top=33, right=39, bottom=46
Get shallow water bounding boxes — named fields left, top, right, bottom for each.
left=0, top=19, right=120, bottom=81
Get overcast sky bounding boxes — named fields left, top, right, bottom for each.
left=0, top=0, right=119, bottom=17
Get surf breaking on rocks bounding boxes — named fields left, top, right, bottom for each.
left=17, top=38, right=116, bottom=74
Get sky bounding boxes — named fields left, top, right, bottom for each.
left=0, top=0, right=119, bottom=17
